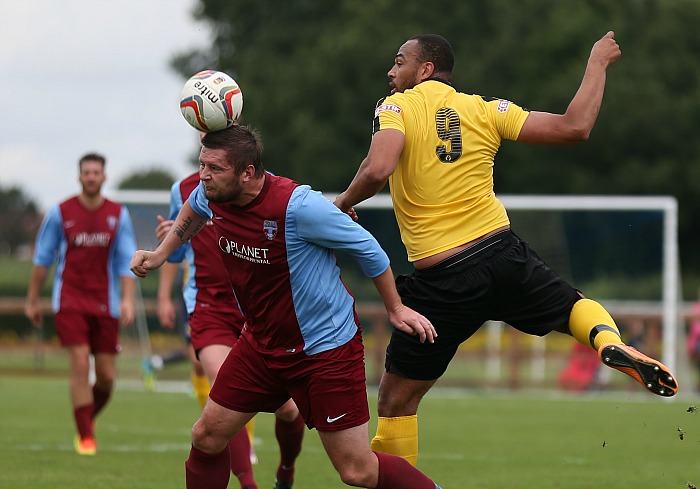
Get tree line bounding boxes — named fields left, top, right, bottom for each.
left=3, top=0, right=699, bottom=294
left=169, top=0, right=700, bottom=277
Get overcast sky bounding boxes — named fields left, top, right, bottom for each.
left=0, top=0, right=211, bottom=211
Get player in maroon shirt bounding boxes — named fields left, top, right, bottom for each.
left=131, top=125, right=442, bottom=489
left=26, top=153, right=137, bottom=455
left=157, top=171, right=304, bottom=489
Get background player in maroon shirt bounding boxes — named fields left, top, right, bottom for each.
left=156, top=171, right=304, bottom=489
left=25, top=153, right=137, bottom=455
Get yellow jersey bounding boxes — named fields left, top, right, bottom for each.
left=374, top=79, right=530, bottom=262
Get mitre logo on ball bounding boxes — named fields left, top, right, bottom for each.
left=180, top=70, right=243, bottom=132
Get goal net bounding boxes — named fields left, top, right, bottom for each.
left=106, top=190, right=187, bottom=391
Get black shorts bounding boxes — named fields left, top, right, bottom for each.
left=386, top=229, right=581, bottom=381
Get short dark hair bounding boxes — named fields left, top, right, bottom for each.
left=409, top=34, right=454, bottom=75
left=200, top=125, right=265, bottom=177
left=78, top=152, right=106, bottom=169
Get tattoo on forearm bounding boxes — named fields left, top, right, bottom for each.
left=174, top=217, right=205, bottom=242
left=174, top=218, right=191, bottom=240
left=192, top=220, right=206, bottom=235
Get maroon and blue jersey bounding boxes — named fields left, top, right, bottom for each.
left=189, top=174, right=390, bottom=356
left=167, top=173, right=242, bottom=321
left=33, top=196, right=137, bottom=318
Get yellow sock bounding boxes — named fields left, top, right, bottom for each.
left=569, top=298, right=622, bottom=350
left=370, top=415, right=418, bottom=466
left=245, top=417, right=256, bottom=446
left=191, top=372, right=211, bottom=410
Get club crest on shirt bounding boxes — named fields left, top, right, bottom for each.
left=496, top=99, right=512, bottom=113
left=107, top=215, right=118, bottom=230
left=263, top=220, right=277, bottom=240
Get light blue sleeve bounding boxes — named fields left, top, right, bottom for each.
left=292, top=186, right=390, bottom=278
left=168, top=180, right=184, bottom=220
left=33, top=205, right=64, bottom=267
left=167, top=180, right=187, bottom=264
left=113, top=206, right=138, bottom=277
left=188, top=182, right=213, bottom=218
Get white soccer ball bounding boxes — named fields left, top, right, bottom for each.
left=180, top=70, right=243, bottom=132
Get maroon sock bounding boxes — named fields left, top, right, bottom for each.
left=228, top=429, right=257, bottom=488
left=374, top=451, right=438, bottom=489
left=92, top=385, right=111, bottom=419
left=185, top=444, right=231, bottom=489
left=275, top=414, right=305, bottom=484
left=74, top=404, right=94, bottom=439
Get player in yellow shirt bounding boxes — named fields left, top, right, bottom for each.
left=335, top=32, right=678, bottom=466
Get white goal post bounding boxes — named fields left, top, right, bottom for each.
left=111, top=189, right=685, bottom=391
left=501, top=195, right=680, bottom=377
left=338, top=193, right=681, bottom=379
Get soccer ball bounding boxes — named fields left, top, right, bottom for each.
left=180, top=70, right=243, bottom=132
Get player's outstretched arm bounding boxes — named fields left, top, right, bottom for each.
left=371, top=266, right=437, bottom=344
left=334, top=129, right=404, bottom=216
left=130, top=250, right=166, bottom=278
left=131, top=201, right=207, bottom=278
left=518, top=31, right=621, bottom=145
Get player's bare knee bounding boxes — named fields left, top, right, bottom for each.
left=375, top=395, right=394, bottom=416
left=376, top=373, right=430, bottom=416
left=72, top=357, right=91, bottom=375
left=95, top=372, right=115, bottom=387
left=190, top=419, right=206, bottom=445
left=274, top=402, right=299, bottom=422
left=376, top=391, right=420, bottom=417
left=336, top=464, right=373, bottom=488
left=190, top=418, right=226, bottom=453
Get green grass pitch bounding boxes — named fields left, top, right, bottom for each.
left=0, top=374, right=698, bottom=488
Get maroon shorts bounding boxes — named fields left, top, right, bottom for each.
left=189, top=308, right=243, bottom=353
left=210, top=331, right=370, bottom=432
left=54, top=310, right=120, bottom=354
